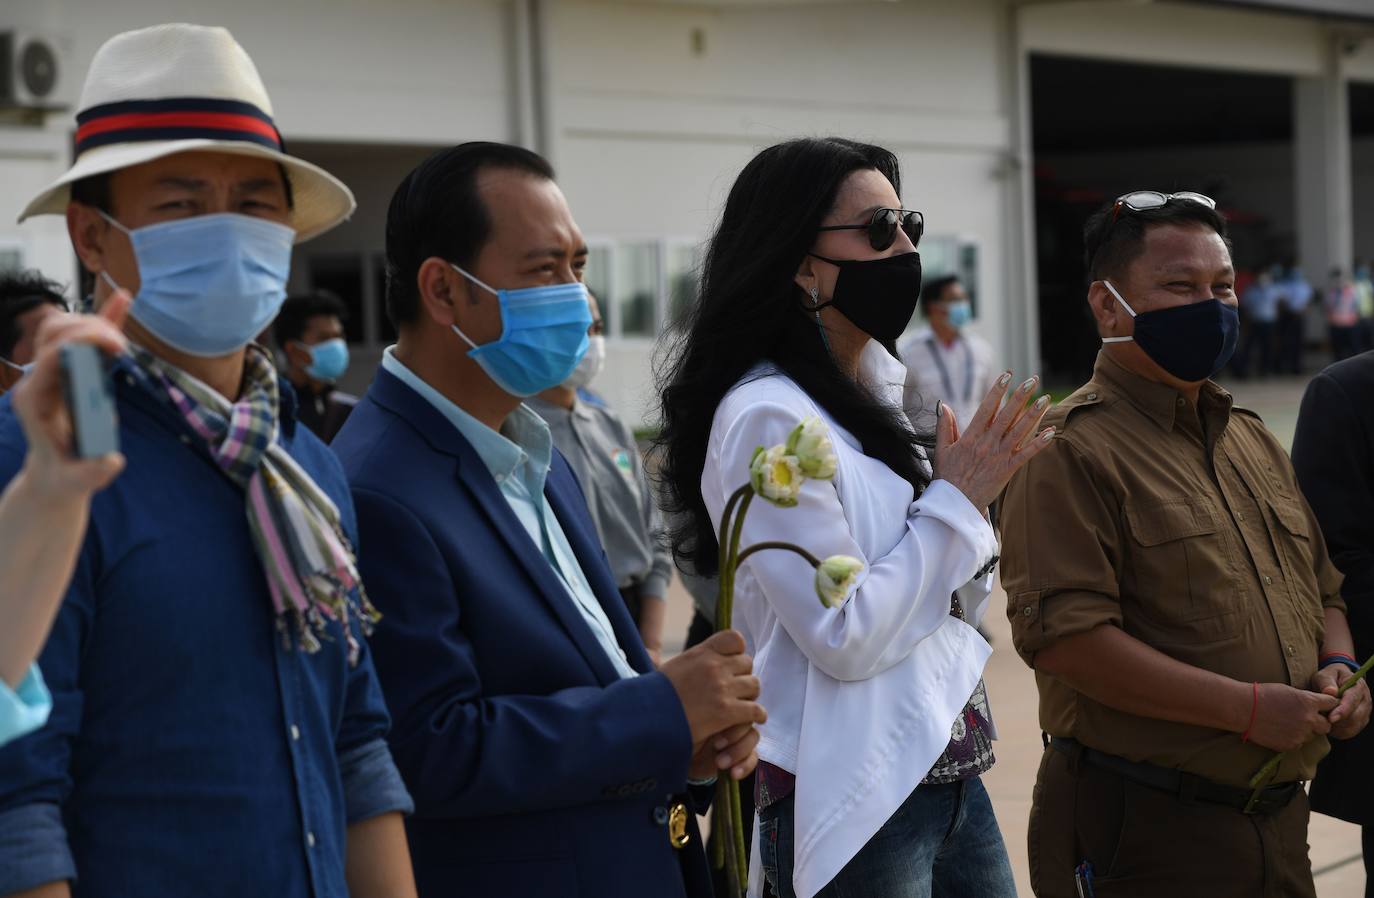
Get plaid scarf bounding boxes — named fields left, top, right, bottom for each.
left=127, top=343, right=378, bottom=663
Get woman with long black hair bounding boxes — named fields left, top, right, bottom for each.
left=658, top=138, right=1051, bottom=898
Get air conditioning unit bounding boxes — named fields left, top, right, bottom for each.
left=0, top=32, right=65, bottom=110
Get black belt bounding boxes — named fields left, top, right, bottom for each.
left=1050, top=737, right=1299, bottom=816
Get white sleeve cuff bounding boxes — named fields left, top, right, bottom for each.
left=911, top=480, right=999, bottom=581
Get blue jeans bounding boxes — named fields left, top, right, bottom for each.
left=757, top=777, right=1017, bottom=898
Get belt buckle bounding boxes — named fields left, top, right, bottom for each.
left=668, top=802, right=690, bottom=849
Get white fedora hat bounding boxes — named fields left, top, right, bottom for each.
left=18, top=23, right=355, bottom=242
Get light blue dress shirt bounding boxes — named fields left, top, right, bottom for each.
left=381, top=349, right=637, bottom=680
left=0, top=664, right=51, bottom=748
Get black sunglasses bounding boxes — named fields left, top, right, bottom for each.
left=1109, top=190, right=1215, bottom=225
left=817, top=207, right=924, bottom=252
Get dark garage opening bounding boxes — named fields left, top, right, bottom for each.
left=1031, top=55, right=1295, bottom=385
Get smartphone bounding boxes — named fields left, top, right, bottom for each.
left=60, top=342, right=119, bottom=459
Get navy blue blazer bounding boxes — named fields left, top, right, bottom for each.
left=333, top=367, right=712, bottom=898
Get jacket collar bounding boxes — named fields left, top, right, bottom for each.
left=366, top=365, right=641, bottom=684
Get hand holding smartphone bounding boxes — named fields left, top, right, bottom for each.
left=59, top=342, right=119, bottom=459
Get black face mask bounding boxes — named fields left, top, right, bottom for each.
left=1101, top=280, right=1240, bottom=382
left=808, top=252, right=922, bottom=343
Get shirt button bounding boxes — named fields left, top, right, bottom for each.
left=1086, top=393, right=1097, bottom=401
left=1022, top=606, right=1032, bottom=617
left=306, top=831, right=316, bottom=848
left=1264, top=575, right=1273, bottom=585
left=290, top=724, right=301, bottom=741
left=1287, top=644, right=1295, bottom=656
left=1177, top=397, right=1186, bottom=407
left=495, top=473, right=506, bottom=483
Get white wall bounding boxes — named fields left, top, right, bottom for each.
left=549, top=0, right=1016, bottom=425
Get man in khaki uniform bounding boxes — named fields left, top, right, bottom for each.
left=1001, top=192, right=1372, bottom=898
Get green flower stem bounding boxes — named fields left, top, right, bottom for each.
left=715, top=485, right=752, bottom=630
left=735, top=541, right=822, bottom=570
left=717, top=776, right=737, bottom=884
left=730, top=768, right=747, bottom=886
left=725, top=491, right=754, bottom=628
left=1244, top=654, right=1374, bottom=812
left=710, top=484, right=754, bottom=893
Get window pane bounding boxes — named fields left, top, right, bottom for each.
left=583, top=246, right=613, bottom=332
left=307, top=254, right=366, bottom=344
left=615, top=242, right=658, bottom=337
left=666, top=243, right=700, bottom=328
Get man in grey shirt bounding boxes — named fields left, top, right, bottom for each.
left=527, top=292, right=674, bottom=663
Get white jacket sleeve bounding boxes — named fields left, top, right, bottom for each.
left=709, top=397, right=997, bottom=682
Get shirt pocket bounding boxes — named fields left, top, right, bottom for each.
left=1265, top=494, right=1315, bottom=581
left=1122, top=496, right=1240, bottom=645
left=1265, top=494, right=1326, bottom=641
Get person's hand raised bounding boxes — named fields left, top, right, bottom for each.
left=931, top=372, right=1055, bottom=514
left=14, top=291, right=130, bottom=501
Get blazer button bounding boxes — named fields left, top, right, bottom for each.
left=653, top=806, right=669, bottom=826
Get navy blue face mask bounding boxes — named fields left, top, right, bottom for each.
left=1101, top=280, right=1239, bottom=382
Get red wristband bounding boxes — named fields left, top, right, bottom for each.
left=1241, top=681, right=1259, bottom=743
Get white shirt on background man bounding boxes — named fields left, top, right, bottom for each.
left=898, top=325, right=995, bottom=434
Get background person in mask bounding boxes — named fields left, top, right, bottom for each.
left=331, top=142, right=764, bottom=898
left=527, top=290, right=674, bottom=665
left=0, top=25, right=416, bottom=898
left=1000, top=191, right=1370, bottom=898
left=274, top=290, right=358, bottom=442
left=897, top=274, right=995, bottom=433
left=0, top=271, right=68, bottom=396
left=658, top=137, right=1049, bottom=898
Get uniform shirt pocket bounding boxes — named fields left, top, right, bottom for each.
left=1122, top=496, right=1241, bottom=644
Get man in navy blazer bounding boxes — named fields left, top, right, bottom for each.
left=333, top=142, right=764, bottom=897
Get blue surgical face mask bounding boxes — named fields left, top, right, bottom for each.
left=449, top=264, right=592, bottom=398
left=946, top=300, right=972, bottom=329
left=99, top=211, right=294, bottom=358
left=300, top=337, right=349, bottom=382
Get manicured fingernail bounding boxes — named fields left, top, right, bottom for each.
left=936, top=400, right=944, bottom=418
left=1034, top=395, right=1050, bottom=410
left=1040, top=428, right=1056, bottom=441
left=998, top=371, right=1012, bottom=387
left=1020, top=376, right=1039, bottom=392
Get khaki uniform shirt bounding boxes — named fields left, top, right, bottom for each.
left=1001, top=351, right=1345, bottom=786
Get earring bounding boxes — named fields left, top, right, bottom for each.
left=809, top=286, right=819, bottom=307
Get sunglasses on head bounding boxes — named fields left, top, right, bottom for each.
left=817, top=207, right=924, bottom=252
left=1109, top=190, right=1216, bottom=225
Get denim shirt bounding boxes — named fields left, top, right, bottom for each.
left=0, top=355, right=412, bottom=897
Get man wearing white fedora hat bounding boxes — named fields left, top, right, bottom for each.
left=0, top=24, right=417, bottom=898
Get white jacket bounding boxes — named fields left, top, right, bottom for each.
left=702, top=339, right=999, bottom=898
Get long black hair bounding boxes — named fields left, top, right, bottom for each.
left=655, top=137, right=933, bottom=579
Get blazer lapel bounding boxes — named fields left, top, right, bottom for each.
left=545, top=459, right=656, bottom=674
left=369, top=368, right=625, bottom=685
